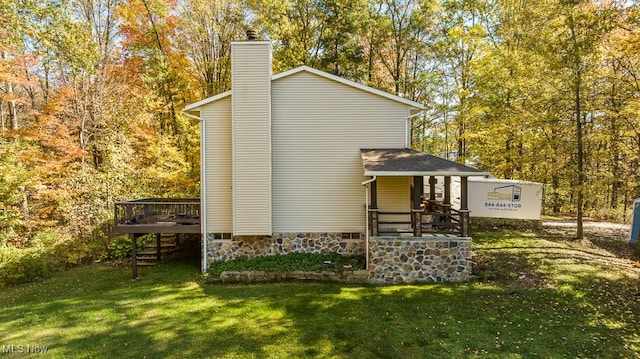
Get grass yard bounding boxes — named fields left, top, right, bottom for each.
left=1, top=226, right=640, bottom=358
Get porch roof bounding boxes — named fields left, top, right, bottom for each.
left=360, top=148, right=490, bottom=177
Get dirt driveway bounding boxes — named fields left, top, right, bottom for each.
left=543, top=220, right=631, bottom=240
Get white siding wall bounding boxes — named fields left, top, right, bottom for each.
left=202, top=97, right=233, bottom=232
left=377, top=176, right=411, bottom=230
left=272, top=71, right=410, bottom=232
left=231, top=42, right=272, bottom=235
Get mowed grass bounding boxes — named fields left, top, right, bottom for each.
left=1, top=228, right=640, bottom=358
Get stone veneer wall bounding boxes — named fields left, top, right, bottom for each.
left=206, top=233, right=473, bottom=284
left=369, top=237, right=472, bottom=284
left=206, top=232, right=365, bottom=263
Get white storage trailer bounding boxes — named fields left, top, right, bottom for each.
left=426, top=177, right=543, bottom=220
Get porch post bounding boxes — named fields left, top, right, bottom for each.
left=428, top=176, right=437, bottom=212
left=131, top=233, right=138, bottom=279
left=413, top=176, right=424, bottom=237
left=444, top=176, right=452, bottom=224
left=370, top=179, right=378, bottom=237
left=460, top=176, right=470, bottom=237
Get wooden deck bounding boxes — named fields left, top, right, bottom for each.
left=113, top=198, right=201, bottom=234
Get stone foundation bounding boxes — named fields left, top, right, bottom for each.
left=369, top=237, right=472, bottom=284
left=206, top=232, right=365, bottom=263
left=205, top=233, right=473, bottom=284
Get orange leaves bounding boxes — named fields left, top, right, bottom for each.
left=118, top=0, right=178, bottom=52
left=32, top=85, right=87, bottom=163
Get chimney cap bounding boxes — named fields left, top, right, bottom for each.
left=246, top=29, right=258, bottom=41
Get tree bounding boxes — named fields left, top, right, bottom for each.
left=433, top=0, right=492, bottom=164
left=365, top=0, right=437, bottom=101
left=544, top=0, right=616, bottom=238
left=176, top=0, right=247, bottom=97
left=249, top=0, right=368, bottom=78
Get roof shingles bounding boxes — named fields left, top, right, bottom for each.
left=360, top=149, right=490, bottom=177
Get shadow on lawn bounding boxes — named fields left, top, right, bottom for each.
left=194, top=280, right=640, bottom=358
left=3, top=230, right=640, bottom=358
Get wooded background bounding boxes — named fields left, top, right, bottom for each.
left=1, top=0, right=639, bottom=249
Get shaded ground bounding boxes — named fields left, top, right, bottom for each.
left=542, top=220, right=630, bottom=240
left=542, top=220, right=636, bottom=261
left=473, top=219, right=640, bottom=294
left=2, top=221, right=640, bottom=357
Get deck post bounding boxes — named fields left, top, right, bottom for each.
left=460, top=176, right=470, bottom=237
left=131, top=233, right=138, bottom=279
left=156, top=233, right=162, bottom=261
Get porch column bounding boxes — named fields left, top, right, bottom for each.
left=444, top=176, right=452, bottom=224
left=428, top=176, right=437, bottom=212
left=370, top=179, right=378, bottom=237
left=460, top=176, right=470, bottom=237
left=413, top=176, right=424, bottom=237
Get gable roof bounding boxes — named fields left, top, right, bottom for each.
left=360, top=148, right=490, bottom=177
left=183, top=66, right=424, bottom=115
left=184, top=90, right=231, bottom=115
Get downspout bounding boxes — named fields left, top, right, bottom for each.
left=361, top=176, right=377, bottom=270
left=184, top=112, right=207, bottom=273
left=405, top=111, right=424, bottom=149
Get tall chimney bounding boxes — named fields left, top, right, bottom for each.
left=230, top=40, right=272, bottom=235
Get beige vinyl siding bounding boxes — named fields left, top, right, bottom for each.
left=231, top=42, right=272, bottom=235
left=202, top=97, right=233, bottom=232
left=377, top=176, right=411, bottom=230
left=272, top=71, right=410, bottom=232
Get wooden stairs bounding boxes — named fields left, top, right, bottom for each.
left=136, top=234, right=178, bottom=266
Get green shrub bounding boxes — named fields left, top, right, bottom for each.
left=206, top=252, right=366, bottom=276
left=107, top=235, right=134, bottom=260
left=0, top=242, right=58, bottom=287
left=107, top=234, right=156, bottom=260
left=0, top=229, right=96, bottom=287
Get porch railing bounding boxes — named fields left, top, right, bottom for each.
left=114, top=198, right=200, bottom=226
left=368, top=200, right=469, bottom=237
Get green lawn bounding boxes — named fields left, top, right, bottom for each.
left=1, top=228, right=640, bottom=358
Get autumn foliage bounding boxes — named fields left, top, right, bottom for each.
left=1, top=0, right=640, bottom=283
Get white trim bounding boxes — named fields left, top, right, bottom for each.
left=364, top=171, right=491, bottom=177
left=273, top=66, right=425, bottom=110
left=183, top=91, right=231, bottom=112
left=183, top=66, right=425, bottom=113
left=406, top=110, right=424, bottom=148
left=361, top=176, right=377, bottom=270
left=183, top=111, right=208, bottom=273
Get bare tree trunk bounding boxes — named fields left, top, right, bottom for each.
left=568, top=13, right=584, bottom=239
left=575, top=86, right=584, bottom=239
left=1, top=100, right=5, bottom=132
left=8, top=81, right=18, bottom=130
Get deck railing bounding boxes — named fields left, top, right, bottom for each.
left=114, top=198, right=200, bottom=226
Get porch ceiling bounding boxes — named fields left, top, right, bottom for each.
left=360, top=148, right=490, bottom=177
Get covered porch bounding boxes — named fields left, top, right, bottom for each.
left=360, top=149, right=490, bottom=239
left=360, top=149, right=489, bottom=283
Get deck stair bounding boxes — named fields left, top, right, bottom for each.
left=136, top=234, right=178, bottom=266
